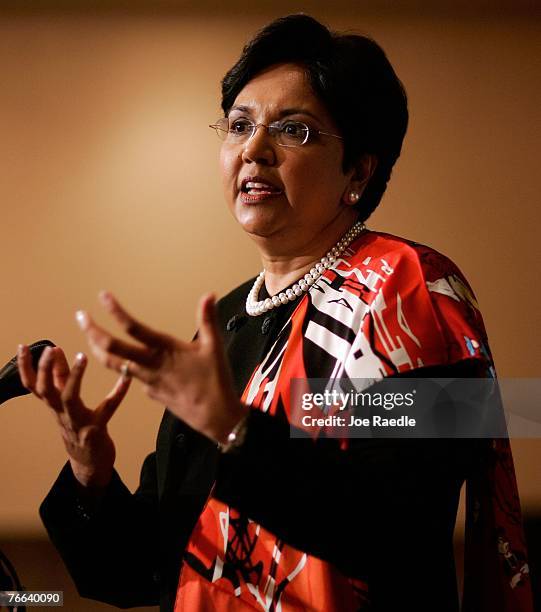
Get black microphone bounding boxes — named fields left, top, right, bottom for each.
left=0, top=340, right=56, bottom=405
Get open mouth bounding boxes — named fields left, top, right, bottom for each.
left=241, top=177, right=283, bottom=196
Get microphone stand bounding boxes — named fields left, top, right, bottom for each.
left=0, top=548, right=25, bottom=612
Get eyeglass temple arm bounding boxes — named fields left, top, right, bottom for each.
left=317, top=130, right=343, bottom=140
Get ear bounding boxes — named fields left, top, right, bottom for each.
left=341, top=154, right=378, bottom=206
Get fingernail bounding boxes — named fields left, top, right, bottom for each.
left=76, top=352, right=86, bottom=363
left=99, top=291, right=112, bottom=305
left=75, top=310, right=88, bottom=328
left=42, top=346, right=52, bottom=361
left=17, top=344, right=25, bottom=355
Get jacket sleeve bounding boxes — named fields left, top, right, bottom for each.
left=39, top=453, right=160, bottom=608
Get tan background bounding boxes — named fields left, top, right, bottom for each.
left=0, top=1, right=539, bottom=608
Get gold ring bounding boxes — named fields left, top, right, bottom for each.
left=120, top=360, right=132, bottom=379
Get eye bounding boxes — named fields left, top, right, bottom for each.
left=280, top=120, right=309, bottom=144
left=229, top=118, right=254, bottom=136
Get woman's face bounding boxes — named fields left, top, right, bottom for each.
left=219, top=63, right=356, bottom=249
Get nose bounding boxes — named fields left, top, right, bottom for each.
left=241, top=124, right=277, bottom=166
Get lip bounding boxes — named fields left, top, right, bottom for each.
left=240, top=192, right=283, bottom=204
left=239, top=175, right=284, bottom=204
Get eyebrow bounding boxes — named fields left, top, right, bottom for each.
left=230, top=105, right=321, bottom=122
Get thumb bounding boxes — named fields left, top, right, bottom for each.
left=196, top=293, right=221, bottom=350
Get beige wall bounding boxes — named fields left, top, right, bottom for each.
left=1, top=4, right=540, bottom=539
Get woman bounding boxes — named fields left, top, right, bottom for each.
left=17, top=14, right=532, bottom=612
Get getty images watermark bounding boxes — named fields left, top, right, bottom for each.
left=289, top=378, right=541, bottom=439
left=300, top=387, right=417, bottom=428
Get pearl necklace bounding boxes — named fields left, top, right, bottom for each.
left=246, top=220, right=366, bottom=316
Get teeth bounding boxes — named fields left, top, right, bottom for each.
left=245, top=181, right=277, bottom=190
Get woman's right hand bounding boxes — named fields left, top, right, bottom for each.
left=17, top=344, right=131, bottom=489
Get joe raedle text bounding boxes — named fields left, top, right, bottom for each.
left=300, top=414, right=416, bottom=428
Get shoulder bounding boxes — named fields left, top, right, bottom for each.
left=345, top=230, right=492, bottom=371
left=353, top=230, right=477, bottom=303
left=356, top=230, right=464, bottom=276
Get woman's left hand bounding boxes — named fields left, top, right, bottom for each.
left=76, top=291, right=247, bottom=444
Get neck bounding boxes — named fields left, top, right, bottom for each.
left=255, top=210, right=359, bottom=296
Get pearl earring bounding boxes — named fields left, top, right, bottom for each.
left=348, top=191, right=360, bottom=204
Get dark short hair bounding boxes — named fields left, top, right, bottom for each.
left=221, top=14, right=408, bottom=221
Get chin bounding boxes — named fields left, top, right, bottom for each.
left=237, top=220, right=277, bottom=239
left=231, top=203, right=283, bottom=239
left=235, top=215, right=283, bottom=240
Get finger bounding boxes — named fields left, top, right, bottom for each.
left=196, top=293, right=221, bottom=350
left=35, top=346, right=62, bottom=408
left=50, top=347, right=70, bottom=390
left=17, top=344, right=37, bottom=391
left=76, top=309, right=157, bottom=367
left=95, top=374, right=132, bottom=425
left=81, top=333, right=155, bottom=385
left=60, top=352, right=88, bottom=420
left=98, top=291, right=171, bottom=348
